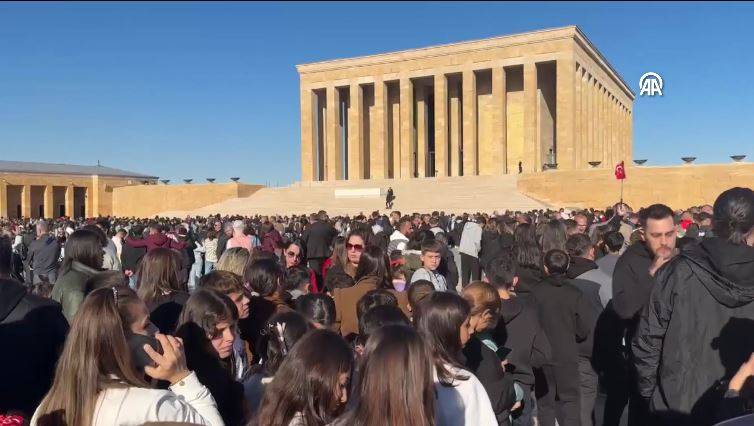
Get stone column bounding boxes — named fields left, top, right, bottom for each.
left=65, top=185, right=74, bottom=218
left=602, top=87, right=608, bottom=165
left=462, top=69, right=477, bottom=176
left=574, top=66, right=583, bottom=168
left=21, top=185, right=31, bottom=218
left=449, top=79, right=462, bottom=176
left=371, top=78, right=388, bottom=179
left=325, top=85, right=341, bottom=180
left=348, top=84, right=363, bottom=180
left=434, top=73, right=448, bottom=177
left=44, top=185, right=54, bottom=218
left=85, top=186, right=93, bottom=218
left=600, top=85, right=606, bottom=165
left=91, top=176, right=101, bottom=217
left=300, top=88, right=315, bottom=182
left=0, top=179, right=7, bottom=219
left=523, top=61, right=538, bottom=172
left=588, top=76, right=595, bottom=163
left=627, top=109, right=633, bottom=164
left=399, top=78, right=414, bottom=178
left=491, top=67, right=507, bottom=174
left=611, top=95, right=617, bottom=165
left=556, top=57, right=576, bottom=170
left=416, top=83, right=427, bottom=177
left=594, top=83, right=601, bottom=165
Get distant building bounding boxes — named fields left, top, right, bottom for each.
left=297, top=26, right=634, bottom=181
left=0, top=160, right=157, bottom=218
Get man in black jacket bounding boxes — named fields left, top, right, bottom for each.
left=488, top=254, right=551, bottom=426
left=612, top=203, right=676, bottom=425
left=301, top=211, right=337, bottom=290
left=633, top=188, right=754, bottom=425
left=27, top=220, right=61, bottom=285
left=0, top=236, right=69, bottom=418
left=531, top=249, right=593, bottom=426
left=216, top=221, right=233, bottom=260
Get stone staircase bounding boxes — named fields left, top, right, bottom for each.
left=156, top=175, right=550, bottom=217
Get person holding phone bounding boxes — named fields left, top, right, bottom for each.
left=31, top=287, right=222, bottom=426
left=462, top=281, right=520, bottom=425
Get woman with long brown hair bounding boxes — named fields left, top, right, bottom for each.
left=31, top=287, right=222, bottom=426
left=321, top=235, right=346, bottom=287
left=136, top=247, right=188, bottom=334
left=415, top=291, right=497, bottom=426
left=176, top=288, right=248, bottom=425
left=335, top=325, right=434, bottom=426
left=324, top=228, right=370, bottom=292
left=51, top=229, right=104, bottom=322
left=255, top=329, right=353, bottom=426
left=333, top=245, right=409, bottom=338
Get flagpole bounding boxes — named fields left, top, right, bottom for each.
left=620, top=179, right=624, bottom=204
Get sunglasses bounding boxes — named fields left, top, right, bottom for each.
left=346, top=243, right=364, bottom=252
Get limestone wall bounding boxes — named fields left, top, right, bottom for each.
left=112, top=183, right=263, bottom=218
left=517, top=163, right=754, bottom=210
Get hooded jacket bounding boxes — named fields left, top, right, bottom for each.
left=0, top=279, right=68, bottom=417
left=493, top=296, right=552, bottom=387
left=632, top=238, right=754, bottom=425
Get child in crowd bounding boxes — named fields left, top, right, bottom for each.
left=244, top=311, right=312, bottom=414
left=283, top=266, right=312, bottom=300
left=296, top=293, right=337, bottom=330
left=410, top=240, right=448, bottom=291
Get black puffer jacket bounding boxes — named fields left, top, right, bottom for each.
left=632, top=238, right=754, bottom=425
left=0, top=279, right=68, bottom=417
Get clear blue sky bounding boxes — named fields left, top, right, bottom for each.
left=2, top=2, right=753, bottom=185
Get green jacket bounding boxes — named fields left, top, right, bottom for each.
left=51, top=261, right=99, bottom=323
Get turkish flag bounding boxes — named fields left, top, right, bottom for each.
left=614, top=161, right=626, bottom=180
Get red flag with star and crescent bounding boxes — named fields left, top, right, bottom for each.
left=614, top=161, right=626, bottom=180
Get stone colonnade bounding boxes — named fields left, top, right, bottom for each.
left=299, top=27, right=634, bottom=182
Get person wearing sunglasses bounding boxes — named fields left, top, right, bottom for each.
left=282, top=240, right=318, bottom=293
left=324, top=229, right=370, bottom=293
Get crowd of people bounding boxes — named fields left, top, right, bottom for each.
left=1, top=186, right=754, bottom=426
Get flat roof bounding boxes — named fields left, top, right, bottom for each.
left=0, top=160, right=158, bottom=179
left=297, top=25, right=634, bottom=100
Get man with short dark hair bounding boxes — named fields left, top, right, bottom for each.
left=531, top=249, right=593, bottom=426
left=301, top=212, right=338, bottom=290
left=487, top=254, right=551, bottom=426
left=387, top=217, right=412, bottom=255
left=611, top=203, right=676, bottom=425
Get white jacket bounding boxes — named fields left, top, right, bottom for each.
left=31, top=372, right=223, bottom=426
left=434, top=365, right=496, bottom=426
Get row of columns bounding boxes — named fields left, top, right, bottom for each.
left=0, top=181, right=87, bottom=218
left=301, top=58, right=632, bottom=181
left=575, top=64, right=632, bottom=169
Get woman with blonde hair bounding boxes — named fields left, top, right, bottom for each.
left=216, top=246, right=251, bottom=278
left=31, top=287, right=222, bottom=426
